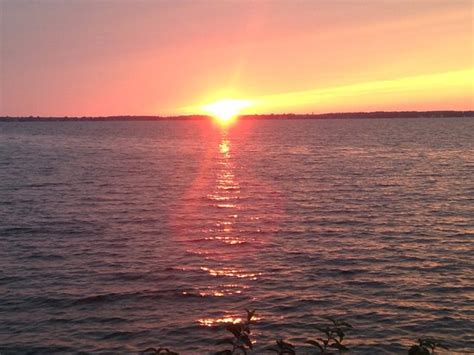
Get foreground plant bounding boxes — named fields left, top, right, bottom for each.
left=268, top=339, right=296, bottom=354
left=408, top=338, right=448, bottom=355
left=140, top=347, right=179, bottom=355
left=214, top=309, right=256, bottom=355
left=137, top=311, right=456, bottom=354
left=306, top=317, right=352, bottom=354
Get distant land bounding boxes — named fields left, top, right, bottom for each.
left=0, top=110, right=473, bottom=121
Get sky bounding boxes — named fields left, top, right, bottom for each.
left=1, top=0, right=473, bottom=116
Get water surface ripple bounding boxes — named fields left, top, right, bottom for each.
left=0, top=118, right=473, bottom=354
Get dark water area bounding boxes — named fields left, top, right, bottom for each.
left=0, top=117, right=473, bottom=354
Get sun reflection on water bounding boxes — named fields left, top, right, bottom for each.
left=198, top=314, right=261, bottom=327
left=171, top=127, right=275, bottom=329
left=200, top=266, right=260, bottom=280
left=198, top=317, right=243, bottom=327
left=219, top=140, right=230, bottom=155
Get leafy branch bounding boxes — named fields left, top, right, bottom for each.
left=306, top=317, right=352, bottom=354
left=408, top=338, right=448, bottom=355
left=215, top=309, right=256, bottom=355
left=267, top=339, right=296, bottom=354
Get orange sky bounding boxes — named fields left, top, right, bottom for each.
left=1, top=0, right=473, bottom=116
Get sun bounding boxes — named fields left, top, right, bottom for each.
left=202, top=99, right=252, bottom=125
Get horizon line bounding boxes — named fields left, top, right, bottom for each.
left=1, top=109, right=473, bottom=120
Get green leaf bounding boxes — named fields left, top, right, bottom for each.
left=329, top=342, right=348, bottom=351
left=336, top=328, right=345, bottom=342
left=241, top=333, right=253, bottom=349
left=277, top=339, right=295, bottom=348
left=214, top=350, right=233, bottom=355
left=408, top=345, right=430, bottom=355
left=226, top=323, right=243, bottom=338
left=236, top=345, right=248, bottom=355
left=306, top=340, right=323, bottom=351
left=340, top=321, right=353, bottom=329
left=245, top=308, right=256, bottom=322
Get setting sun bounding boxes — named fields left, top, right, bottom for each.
left=202, top=99, right=252, bottom=124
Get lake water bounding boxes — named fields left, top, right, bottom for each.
left=0, top=118, right=473, bottom=354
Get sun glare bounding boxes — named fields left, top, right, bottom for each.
left=202, top=99, right=252, bottom=125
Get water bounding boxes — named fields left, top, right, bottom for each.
left=0, top=117, right=473, bottom=354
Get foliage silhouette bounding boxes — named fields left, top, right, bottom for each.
left=139, top=310, right=451, bottom=354
left=267, top=339, right=296, bottom=354
left=214, top=309, right=256, bottom=355
left=305, top=317, right=352, bottom=354
left=408, top=338, right=448, bottom=355
left=140, top=347, right=179, bottom=355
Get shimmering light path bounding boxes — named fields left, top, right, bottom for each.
left=171, top=129, right=277, bottom=328
left=0, top=118, right=473, bottom=353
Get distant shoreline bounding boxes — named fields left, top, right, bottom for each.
left=1, top=110, right=472, bottom=121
